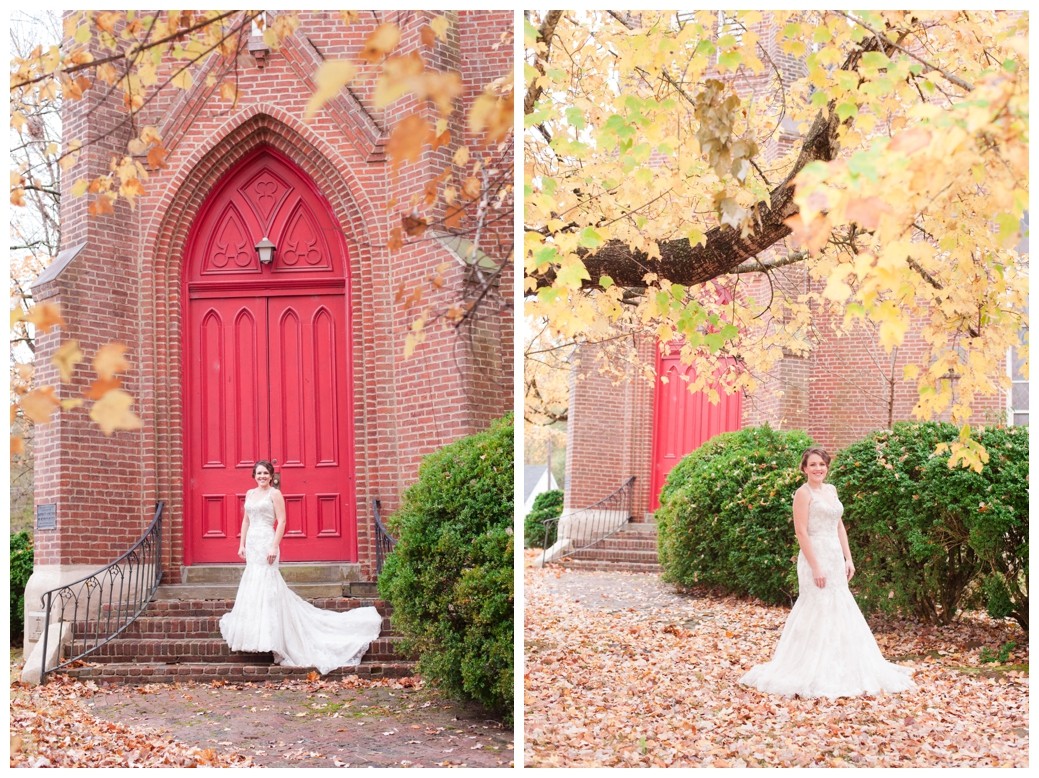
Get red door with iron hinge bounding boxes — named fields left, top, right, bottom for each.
left=183, top=147, right=356, bottom=564
left=650, top=347, right=742, bottom=511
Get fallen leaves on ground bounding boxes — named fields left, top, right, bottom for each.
left=9, top=676, right=253, bottom=767
left=10, top=671, right=511, bottom=768
left=524, top=559, right=1028, bottom=768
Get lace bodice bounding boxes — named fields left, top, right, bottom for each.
left=805, top=484, right=843, bottom=537
left=246, top=488, right=276, bottom=530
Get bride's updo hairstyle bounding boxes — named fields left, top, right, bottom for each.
left=799, top=447, right=831, bottom=473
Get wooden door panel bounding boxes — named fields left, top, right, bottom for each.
left=268, top=295, right=354, bottom=561
left=188, top=298, right=269, bottom=562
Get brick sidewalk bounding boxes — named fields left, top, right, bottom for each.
left=87, top=676, right=513, bottom=768
left=12, top=666, right=513, bottom=768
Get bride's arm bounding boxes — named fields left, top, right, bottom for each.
left=835, top=486, right=855, bottom=580
left=267, top=490, right=287, bottom=564
left=238, top=491, right=250, bottom=559
left=793, top=486, right=826, bottom=588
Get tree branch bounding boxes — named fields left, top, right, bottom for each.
left=528, top=34, right=896, bottom=292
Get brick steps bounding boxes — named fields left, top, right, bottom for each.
left=86, top=635, right=405, bottom=664
left=67, top=661, right=416, bottom=685
left=560, top=559, right=663, bottom=574
left=119, top=597, right=386, bottom=618
left=90, top=613, right=396, bottom=640
left=555, top=522, right=662, bottom=573
left=59, top=583, right=416, bottom=686
left=566, top=549, right=660, bottom=564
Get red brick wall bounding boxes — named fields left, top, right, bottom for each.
left=36, top=11, right=512, bottom=581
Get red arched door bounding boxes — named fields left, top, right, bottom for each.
left=650, top=347, right=742, bottom=511
left=183, top=147, right=356, bottom=564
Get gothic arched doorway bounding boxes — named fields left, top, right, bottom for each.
left=182, top=146, right=356, bottom=564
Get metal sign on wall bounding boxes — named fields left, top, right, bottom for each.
left=36, top=503, right=57, bottom=530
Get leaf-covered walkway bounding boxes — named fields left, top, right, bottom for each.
left=524, top=560, right=1027, bottom=768
left=10, top=671, right=513, bottom=768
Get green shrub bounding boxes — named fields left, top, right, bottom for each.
left=10, top=531, right=34, bottom=641
left=378, top=414, right=513, bottom=722
left=924, top=425, right=1027, bottom=629
left=524, top=489, right=563, bottom=548
left=656, top=425, right=813, bottom=605
left=830, top=422, right=976, bottom=624
left=830, top=422, right=1027, bottom=627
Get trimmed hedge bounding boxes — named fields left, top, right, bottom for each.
left=378, top=414, right=513, bottom=722
left=830, top=422, right=1028, bottom=628
left=10, top=531, right=33, bottom=642
left=656, top=425, right=813, bottom=605
left=524, top=489, right=563, bottom=548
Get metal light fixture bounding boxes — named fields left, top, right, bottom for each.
left=255, top=236, right=276, bottom=265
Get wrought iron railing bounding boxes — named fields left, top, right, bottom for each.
left=38, top=502, right=164, bottom=683
left=373, top=499, right=397, bottom=575
left=542, top=477, right=636, bottom=566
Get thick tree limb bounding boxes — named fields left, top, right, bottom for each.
left=523, top=11, right=563, bottom=116
left=528, top=34, right=894, bottom=292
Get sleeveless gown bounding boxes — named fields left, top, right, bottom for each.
left=739, top=484, right=916, bottom=698
left=218, top=488, right=383, bottom=675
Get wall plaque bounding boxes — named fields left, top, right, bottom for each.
left=36, top=503, right=57, bottom=531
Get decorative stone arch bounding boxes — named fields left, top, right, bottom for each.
left=141, top=109, right=384, bottom=581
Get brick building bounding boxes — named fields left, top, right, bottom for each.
left=560, top=15, right=1019, bottom=525
left=24, top=11, right=513, bottom=651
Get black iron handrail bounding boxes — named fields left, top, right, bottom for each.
left=373, top=498, right=397, bottom=575
left=542, top=477, right=636, bottom=566
left=38, top=501, right=164, bottom=683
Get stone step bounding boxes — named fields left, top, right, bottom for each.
left=87, top=636, right=407, bottom=664
left=65, top=660, right=416, bottom=685
left=615, top=522, right=658, bottom=535
left=155, top=582, right=347, bottom=600
left=557, top=558, right=662, bottom=574
left=584, top=537, right=659, bottom=552
left=568, top=549, right=660, bottom=564
left=81, top=613, right=397, bottom=640
left=140, top=597, right=387, bottom=617
left=180, top=563, right=362, bottom=585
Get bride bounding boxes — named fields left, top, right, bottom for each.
left=739, top=447, right=916, bottom=698
left=219, top=460, right=383, bottom=674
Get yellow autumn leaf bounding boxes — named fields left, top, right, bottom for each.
left=424, top=70, right=463, bottom=115
left=11, top=436, right=25, bottom=456
left=386, top=114, right=432, bottom=169
left=360, top=23, right=401, bottom=63
left=469, top=92, right=513, bottom=143
left=93, top=343, right=130, bottom=380
left=374, top=52, right=424, bottom=109
left=821, top=272, right=852, bottom=303
left=20, top=387, right=61, bottom=424
left=53, top=340, right=84, bottom=383
left=171, top=68, right=193, bottom=90
left=23, top=302, right=65, bottom=333
left=89, top=388, right=143, bottom=436
left=304, top=60, right=357, bottom=120
left=430, top=15, right=450, bottom=41
left=875, top=301, right=909, bottom=350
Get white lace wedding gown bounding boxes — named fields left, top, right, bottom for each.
left=218, top=488, right=383, bottom=675
left=739, top=484, right=916, bottom=698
